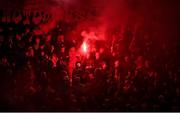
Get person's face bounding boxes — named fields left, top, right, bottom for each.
left=92, top=47, right=96, bottom=53
left=145, top=60, right=150, bottom=68
left=102, top=62, right=107, bottom=70
left=72, top=39, right=76, bottom=44
left=14, top=13, right=22, bottom=24
left=23, top=17, right=30, bottom=25
left=58, top=35, right=64, bottom=42
left=136, top=56, right=143, bottom=65
left=86, top=53, right=90, bottom=59
left=2, top=57, right=7, bottom=64
left=77, top=63, right=81, bottom=68
left=60, top=35, right=64, bottom=41
left=95, top=52, right=100, bottom=60
left=52, top=54, right=57, bottom=63
left=26, top=28, right=30, bottom=34
left=124, top=56, right=129, bottom=62
left=99, top=48, right=104, bottom=54
left=70, top=47, right=75, bottom=53
left=16, top=34, right=21, bottom=41
left=35, top=38, right=40, bottom=44
left=51, top=45, right=54, bottom=52
left=115, top=60, right=119, bottom=68
left=41, top=51, right=45, bottom=56
left=112, top=52, right=116, bottom=57
left=28, top=36, right=33, bottom=42
left=61, top=47, right=65, bottom=53
left=46, top=35, right=51, bottom=42
left=137, top=56, right=143, bottom=62
left=30, top=48, right=34, bottom=56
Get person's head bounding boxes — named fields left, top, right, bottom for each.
left=60, top=47, right=65, bottom=53
left=14, top=12, right=22, bottom=24
left=25, top=28, right=30, bottom=34
left=114, top=60, right=120, bottom=68
left=16, top=34, right=22, bottom=41
left=23, top=16, right=30, bottom=25
left=145, top=60, right=150, bottom=68
left=30, top=47, right=34, bottom=56
left=137, top=55, right=143, bottom=62
left=101, top=61, right=107, bottom=70
left=27, top=47, right=34, bottom=57
left=51, top=45, right=55, bottom=53
left=2, top=57, right=8, bottom=64
left=52, top=53, right=57, bottom=58
left=70, top=47, right=76, bottom=53
left=51, top=53, right=58, bottom=65
left=75, top=56, right=80, bottom=63
left=136, top=55, right=144, bottom=68
left=41, top=51, right=45, bottom=56
left=99, top=47, right=104, bottom=54
left=33, top=12, right=41, bottom=24
left=86, top=53, right=90, bottom=59
left=76, top=62, right=81, bottom=68
left=124, top=55, right=129, bottom=63
left=91, top=47, right=96, bottom=53
left=57, top=35, right=64, bottom=42
left=28, top=35, right=32, bottom=42
left=27, top=60, right=32, bottom=68
left=72, top=39, right=76, bottom=44
left=35, top=37, right=40, bottom=44
left=95, top=52, right=100, bottom=60
left=46, top=34, right=52, bottom=42
left=112, top=51, right=117, bottom=57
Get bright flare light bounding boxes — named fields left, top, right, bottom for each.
left=82, top=42, right=87, bottom=53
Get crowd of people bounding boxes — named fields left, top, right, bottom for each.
left=0, top=10, right=179, bottom=111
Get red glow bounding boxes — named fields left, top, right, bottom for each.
left=82, top=42, right=87, bottom=53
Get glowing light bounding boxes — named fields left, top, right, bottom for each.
left=82, top=42, right=87, bottom=53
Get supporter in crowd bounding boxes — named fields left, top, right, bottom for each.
left=0, top=10, right=179, bottom=111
